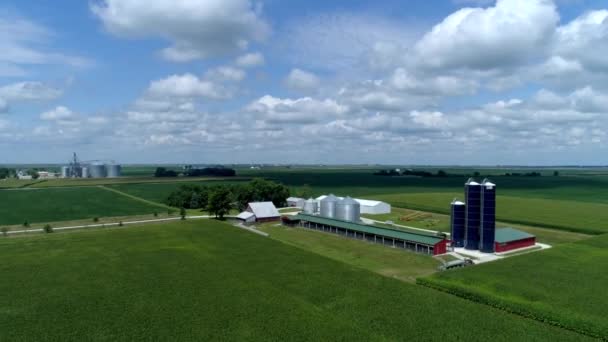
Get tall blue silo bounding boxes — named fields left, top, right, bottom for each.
left=450, top=199, right=466, bottom=248
left=480, top=179, right=496, bottom=252
left=464, top=178, right=481, bottom=250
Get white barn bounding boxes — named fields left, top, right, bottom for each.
left=286, top=197, right=305, bottom=208
left=315, top=195, right=391, bottom=215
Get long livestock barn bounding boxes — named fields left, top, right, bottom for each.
left=283, top=213, right=447, bottom=255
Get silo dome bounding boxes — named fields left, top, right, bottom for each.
left=320, top=194, right=339, bottom=218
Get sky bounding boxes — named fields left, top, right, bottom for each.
left=1, top=0, right=608, bottom=165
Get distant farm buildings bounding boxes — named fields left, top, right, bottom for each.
left=315, top=195, right=391, bottom=215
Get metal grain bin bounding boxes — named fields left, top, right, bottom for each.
left=303, top=198, right=318, bottom=214
left=336, top=197, right=360, bottom=222
left=81, top=167, right=89, bottom=179
left=61, top=166, right=69, bottom=178
left=320, top=194, right=338, bottom=218
left=106, top=164, right=122, bottom=178
left=89, top=162, right=106, bottom=178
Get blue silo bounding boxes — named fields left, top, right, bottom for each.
left=450, top=200, right=466, bottom=248
left=480, top=179, right=496, bottom=253
left=464, top=178, right=481, bottom=250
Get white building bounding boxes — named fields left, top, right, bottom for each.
left=237, top=202, right=281, bottom=223
left=286, top=197, right=305, bottom=208
left=316, top=195, right=391, bottom=215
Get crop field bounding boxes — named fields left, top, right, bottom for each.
left=418, top=234, right=608, bottom=339
left=0, top=221, right=590, bottom=341
left=107, top=179, right=250, bottom=204
left=241, top=168, right=608, bottom=204
left=373, top=192, right=608, bottom=234
left=0, top=187, right=162, bottom=226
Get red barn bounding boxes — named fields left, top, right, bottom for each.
left=494, top=228, right=536, bottom=253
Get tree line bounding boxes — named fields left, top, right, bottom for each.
left=155, top=166, right=236, bottom=178
left=166, top=179, right=290, bottom=219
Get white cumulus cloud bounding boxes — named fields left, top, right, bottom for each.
left=285, top=69, right=320, bottom=92
left=92, top=0, right=270, bottom=62
left=236, top=52, right=265, bottom=67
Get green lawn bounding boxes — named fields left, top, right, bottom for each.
left=418, top=234, right=608, bottom=339
left=0, top=221, right=590, bottom=341
left=0, top=187, right=162, bottom=226
left=258, top=223, right=441, bottom=282
left=374, top=192, right=608, bottom=234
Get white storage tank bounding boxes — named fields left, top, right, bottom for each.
left=303, top=198, right=318, bottom=214
left=336, top=197, right=360, bottom=222
left=89, top=162, right=106, bottom=178
left=106, top=164, right=122, bottom=178
left=81, top=167, right=89, bottom=178
left=320, top=194, right=339, bottom=218
left=61, top=166, right=69, bottom=178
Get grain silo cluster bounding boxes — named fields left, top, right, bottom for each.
left=451, top=178, right=496, bottom=252
left=61, top=152, right=122, bottom=179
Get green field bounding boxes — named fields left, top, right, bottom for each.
left=374, top=192, right=608, bottom=234
left=107, top=179, right=250, bottom=204
left=418, top=234, right=608, bottom=339
left=0, top=187, right=162, bottom=226
left=0, top=220, right=590, bottom=341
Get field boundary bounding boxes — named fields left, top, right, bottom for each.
left=416, top=277, right=605, bottom=340
left=98, top=185, right=173, bottom=209
left=387, top=202, right=603, bottom=235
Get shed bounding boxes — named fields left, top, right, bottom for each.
left=494, top=228, right=536, bottom=253
left=286, top=197, right=305, bottom=208
left=236, top=211, right=256, bottom=224
left=247, top=202, right=280, bottom=222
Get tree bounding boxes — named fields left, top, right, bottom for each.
left=296, top=184, right=313, bottom=199
left=180, top=207, right=187, bottom=220
left=23, top=221, right=30, bottom=228
left=93, top=217, right=99, bottom=223
left=1, top=227, right=8, bottom=237
left=208, top=186, right=233, bottom=219
left=437, top=170, right=448, bottom=177
left=43, top=224, right=53, bottom=234
left=190, top=192, right=202, bottom=209
left=554, top=171, right=560, bottom=176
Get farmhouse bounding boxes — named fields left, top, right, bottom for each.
left=315, top=195, right=391, bottom=214
left=237, top=202, right=280, bottom=224
left=494, top=228, right=536, bottom=253
left=283, top=213, right=447, bottom=256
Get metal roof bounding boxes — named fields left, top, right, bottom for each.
left=248, top=202, right=280, bottom=219
left=466, top=178, right=480, bottom=186
left=286, top=197, right=304, bottom=202
left=316, top=195, right=388, bottom=207
left=292, top=213, right=444, bottom=246
left=237, top=211, right=255, bottom=220
left=495, top=228, right=535, bottom=243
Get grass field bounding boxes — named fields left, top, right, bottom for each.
left=362, top=207, right=591, bottom=246
left=258, top=223, right=441, bottom=282
left=0, top=187, right=162, bottom=226
left=0, top=220, right=591, bottom=341
left=418, top=234, right=608, bottom=339
left=373, top=192, right=608, bottom=234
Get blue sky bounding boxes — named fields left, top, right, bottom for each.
left=1, top=0, right=608, bottom=165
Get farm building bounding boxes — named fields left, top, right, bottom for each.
left=494, top=228, right=536, bottom=253
left=237, top=202, right=281, bottom=224
left=283, top=213, right=447, bottom=255
left=236, top=211, right=256, bottom=224
left=286, top=197, right=305, bottom=208
left=315, top=195, right=391, bottom=214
